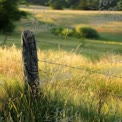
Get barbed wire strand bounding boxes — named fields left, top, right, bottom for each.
left=38, top=59, right=122, bottom=79
left=39, top=68, right=51, bottom=75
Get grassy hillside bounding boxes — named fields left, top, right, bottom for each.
left=0, top=5, right=122, bottom=122
left=0, top=5, right=121, bottom=59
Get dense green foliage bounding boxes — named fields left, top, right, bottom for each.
left=48, top=0, right=66, bottom=10
left=117, top=0, right=122, bottom=10
left=51, top=26, right=99, bottom=39
left=76, top=26, right=99, bottom=39
left=0, top=0, right=26, bottom=34
left=23, top=0, right=121, bottom=10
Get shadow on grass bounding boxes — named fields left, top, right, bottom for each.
left=0, top=83, right=121, bottom=122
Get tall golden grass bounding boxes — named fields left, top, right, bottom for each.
left=0, top=45, right=122, bottom=121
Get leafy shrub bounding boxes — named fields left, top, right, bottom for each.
left=61, top=28, right=75, bottom=37
left=76, top=26, right=99, bottom=39
left=51, top=26, right=63, bottom=35
left=51, top=4, right=63, bottom=10
left=51, top=26, right=75, bottom=37
left=49, top=0, right=64, bottom=10
left=51, top=26, right=99, bottom=40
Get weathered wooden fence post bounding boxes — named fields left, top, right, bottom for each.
left=21, top=30, right=40, bottom=96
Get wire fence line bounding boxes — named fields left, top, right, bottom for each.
left=7, top=38, right=83, bottom=50
left=2, top=38, right=122, bottom=79
left=37, top=40, right=68, bottom=48
left=5, top=37, right=122, bottom=52
left=37, top=40, right=59, bottom=45
left=38, top=59, right=122, bottom=79
left=7, top=38, right=71, bottom=46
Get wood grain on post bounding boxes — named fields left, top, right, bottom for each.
left=21, top=30, right=40, bottom=96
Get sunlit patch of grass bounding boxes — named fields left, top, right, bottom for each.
left=0, top=45, right=22, bottom=77
left=0, top=46, right=122, bottom=121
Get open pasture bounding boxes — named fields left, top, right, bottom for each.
left=0, top=5, right=122, bottom=122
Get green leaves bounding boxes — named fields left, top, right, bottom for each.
left=0, top=0, right=27, bottom=34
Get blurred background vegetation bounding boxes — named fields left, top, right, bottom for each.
left=20, top=0, right=122, bottom=10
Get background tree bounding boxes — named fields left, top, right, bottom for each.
left=0, top=0, right=27, bottom=44
left=117, top=0, right=122, bottom=10
left=48, top=0, right=66, bottom=10
left=23, top=0, right=122, bottom=10
left=65, top=0, right=78, bottom=9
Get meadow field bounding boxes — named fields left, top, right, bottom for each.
left=0, top=5, right=122, bottom=122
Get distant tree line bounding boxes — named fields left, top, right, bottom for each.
left=22, top=0, right=122, bottom=10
